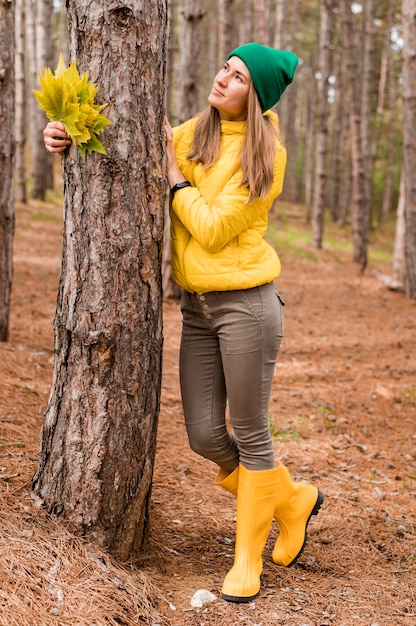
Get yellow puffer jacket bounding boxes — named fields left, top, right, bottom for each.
left=170, top=111, right=286, bottom=294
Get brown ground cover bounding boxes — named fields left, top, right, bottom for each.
left=0, top=197, right=415, bottom=625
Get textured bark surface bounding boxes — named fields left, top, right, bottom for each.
left=32, top=0, right=168, bottom=561
left=312, top=0, right=332, bottom=249
left=343, top=0, right=369, bottom=270
left=31, top=0, right=54, bottom=200
left=0, top=1, right=15, bottom=342
left=402, top=0, right=416, bottom=298
left=177, top=0, right=205, bottom=123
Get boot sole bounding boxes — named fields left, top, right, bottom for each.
left=285, top=490, right=324, bottom=568
left=221, top=590, right=259, bottom=603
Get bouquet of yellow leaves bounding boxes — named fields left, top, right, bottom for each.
left=33, top=53, right=112, bottom=159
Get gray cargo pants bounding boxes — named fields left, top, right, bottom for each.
left=179, top=281, right=284, bottom=472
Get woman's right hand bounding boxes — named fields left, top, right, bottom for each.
left=43, top=121, right=72, bottom=154
left=164, top=116, right=186, bottom=188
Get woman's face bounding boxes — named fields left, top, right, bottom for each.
left=208, top=56, right=251, bottom=121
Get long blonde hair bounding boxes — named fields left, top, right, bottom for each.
left=187, top=83, right=280, bottom=203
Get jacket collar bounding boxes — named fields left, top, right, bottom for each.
left=220, top=119, right=247, bottom=135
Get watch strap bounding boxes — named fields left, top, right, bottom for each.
left=171, top=180, right=192, bottom=196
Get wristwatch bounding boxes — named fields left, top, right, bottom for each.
left=171, top=180, right=192, bottom=196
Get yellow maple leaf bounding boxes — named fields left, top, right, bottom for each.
left=33, top=53, right=112, bottom=159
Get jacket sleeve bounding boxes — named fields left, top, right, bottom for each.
left=171, top=148, right=286, bottom=254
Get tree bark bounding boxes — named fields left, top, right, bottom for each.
left=360, top=0, right=374, bottom=225
left=32, top=0, right=168, bottom=561
left=402, top=0, right=416, bottom=297
left=254, top=0, right=267, bottom=45
left=312, top=0, right=332, bottom=248
left=31, top=0, right=54, bottom=200
left=239, top=0, right=252, bottom=45
left=277, top=0, right=299, bottom=204
left=391, top=171, right=405, bottom=288
left=177, top=0, right=206, bottom=124
left=274, top=0, right=285, bottom=49
left=15, top=0, right=27, bottom=204
left=218, top=0, right=235, bottom=65
left=0, top=0, right=15, bottom=342
left=343, top=0, right=369, bottom=270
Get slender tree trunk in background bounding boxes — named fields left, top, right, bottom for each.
left=166, top=0, right=176, bottom=122
left=303, top=62, right=316, bottom=221
left=302, top=39, right=318, bottom=220
left=361, top=0, right=374, bottom=225
left=312, top=0, right=332, bottom=248
left=378, top=0, right=395, bottom=221
left=218, top=0, right=235, bottom=65
left=0, top=0, right=15, bottom=343
left=381, top=50, right=396, bottom=222
left=278, top=0, right=299, bottom=203
left=31, top=0, right=54, bottom=200
left=57, top=4, right=69, bottom=62
left=15, top=0, right=27, bottom=204
left=402, top=0, right=416, bottom=298
left=239, top=0, right=252, bottom=45
left=329, top=10, right=346, bottom=222
left=32, top=0, right=168, bottom=560
left=343, top=0, right=368, bottom=270
left=274, top=0, right=285, bottom=49
left=254, top=0, right=267, bottom=45
left=177, top=0, right=205, bottom=124
left=207, top=5, right=217, bottom=89
left=391, top=171, right=405, bottom=288
left=25, top=0, right=35, bottom=168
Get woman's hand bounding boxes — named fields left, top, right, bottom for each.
left=43, top=121, right=72, bottom=154
left=164, top=116, right=186, bottom=188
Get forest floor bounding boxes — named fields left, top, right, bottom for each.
left=0, top=195, right=415, bottom=626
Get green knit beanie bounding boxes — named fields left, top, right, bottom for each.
left=227, top=42, right=298, bottom=113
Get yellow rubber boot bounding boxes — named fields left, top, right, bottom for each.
left=216, top=465, right=323, bottom=568
left=221, top=464, right=279, bottom=603
left=215, top=466, right=238, bottom=494
left=271, top=465, right=324, bottom=566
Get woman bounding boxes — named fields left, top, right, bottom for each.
left=164, top=42, right=323, bottom=603
left=44, top=42, right=323, bottom=604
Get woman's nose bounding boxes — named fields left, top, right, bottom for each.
left=217, top=72, right=228, bottom=86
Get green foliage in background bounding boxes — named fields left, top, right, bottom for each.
left=33, top=53, right=112, bottom=159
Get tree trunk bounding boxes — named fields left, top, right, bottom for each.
left=312, top=0, right=332, bottom=248
left=402, top=0, right=416, bottom=298
left=218, top=0, right=235, bottom=65
left=0, top=0, right=15, bottom=343
left=25, top=0, right=36, bottom=159
left=391, top=171, right=405, bottom=288
left=343, top=0, right=368, bottom=270
left=329, top=9, right=347, bottom=222
left=274, top=0, right=285, bottom=49
left=380, top=56, right=396, bottom=222
left=177, top=0, right=206, bottom=124
left=278, top=0, right=299, bottom=204
left=254, top=0, right=267, bottom=45
left=32, top=0, right=168, bottom=561
left=360, top=0, right=374, bottom=225
left=31, top=0, right=54, bottom=200
left=303, top=46, right=317, bottom=220
left=15, top=0, right=27, bottom=204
